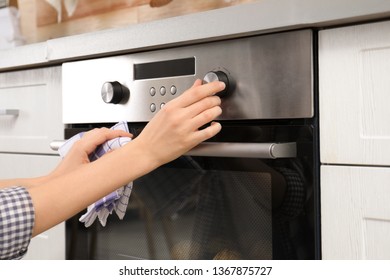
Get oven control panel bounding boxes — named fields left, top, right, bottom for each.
left=101, top=70, right=231, bottom=109
left=62, top=29, right=313, bottom=124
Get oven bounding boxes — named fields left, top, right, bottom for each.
left=57, top=29, right=319, bottom=260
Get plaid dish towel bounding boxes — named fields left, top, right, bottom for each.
left=58, top=121, right=133, bottom=227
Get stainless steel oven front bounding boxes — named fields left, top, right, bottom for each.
left=59, top=29, right=319, bottom=259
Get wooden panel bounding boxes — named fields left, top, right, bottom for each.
left=35, top=6, right=139, bottom=42
left=17, top=0, right=37, bottom=44
left=36, top=0, right=149, bottom=26
left=137, top=0, right=252, bottom=23
left=321, top=165, right=390, bottom=259
left=18, top=0, right=257, bottom=44
left=319, top=20, right=390, bottom=166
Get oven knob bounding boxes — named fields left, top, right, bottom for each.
left=101, top=81, right=129, bottom=104
left=203, top=71, right=230, bottom=96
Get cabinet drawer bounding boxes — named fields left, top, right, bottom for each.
left=0, top=66, right=63, bottom=154
left=319, top=20, right=390, bottom=166
left=0, top=153, right=60, bottom=178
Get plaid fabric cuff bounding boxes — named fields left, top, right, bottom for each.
left=0, top=186, right=35, bottom=260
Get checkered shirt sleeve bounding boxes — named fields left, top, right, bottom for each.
left=0, top=186, right=35, bottom=260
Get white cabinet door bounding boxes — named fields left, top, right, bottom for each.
left=321, top=165, right=390, bottom=259
left=0, top=66, right=63, bottom=154
left=319, top=20, right=390, bottom=166
left=0, top=153, right=65, bottom=260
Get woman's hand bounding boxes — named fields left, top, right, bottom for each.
left=49, top=128, right=132, bottom=179
left=132, top=79, right=224, bottom=167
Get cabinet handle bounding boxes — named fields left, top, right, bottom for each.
left=0, top=109, right=19, bottom=116
left=50, top=140, right=296, bottom=159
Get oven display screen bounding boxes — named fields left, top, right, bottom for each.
left=134, top=57, right=195, bottom=80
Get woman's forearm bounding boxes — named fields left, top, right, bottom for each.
left=0, top=176, right=50, bottom=190
left=27, top=139, right=157, bottom=236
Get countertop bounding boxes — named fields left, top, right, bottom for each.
left=1, top=0, right=390, bottom=71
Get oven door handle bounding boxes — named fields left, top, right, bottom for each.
left=50, top=140, right=65, bottom=152
left=185, top=142, right=297, bottom=159
left=50, top=141, right=296, bottom=159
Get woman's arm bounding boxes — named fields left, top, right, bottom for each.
left=27, top=80, right=224, bottom=236
left=0, top=177, right=47, bottom=189
left=0, top=129, right=132, bottom=190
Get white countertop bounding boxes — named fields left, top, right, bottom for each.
left=1, top=0, right=390, bottom=71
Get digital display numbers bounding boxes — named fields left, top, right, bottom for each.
left=134, top=57, right=195, bottom=80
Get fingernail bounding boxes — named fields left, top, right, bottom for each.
left=219, top=82, right=226, bottom=89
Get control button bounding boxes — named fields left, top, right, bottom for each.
left=170, top=86, right=177, bottom=95
left=150, top=103, right=156, bottom=112
left=160, top=86, right=166, bottom=96
left=203, top=71, right=230, bottom=97
left=160, top=102, right=166, bottom=109
left=101, top=81, right=129, bottom=104
left=150, top=87, right=156, bottom=96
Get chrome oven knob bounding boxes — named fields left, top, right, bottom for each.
left=101, top=81, right=129, bottom=104
left=203, top=71, right=230, bottom=96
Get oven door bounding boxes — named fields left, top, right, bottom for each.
left=66, top=123, right=317, bottom=260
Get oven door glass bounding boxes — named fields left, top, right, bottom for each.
left=66, top=124, right=317, bottom=260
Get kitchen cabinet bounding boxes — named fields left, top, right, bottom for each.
left=319, top=20, right=390, bottom=166
left=0, top=66, right=63, bottom=154
left=0, top=66, right=65, bottom=260
left=0, top=154, right=65, bottom=260
left=321, top=166, right=390, bottom=259
left=319, top=20, right=390, bottom=259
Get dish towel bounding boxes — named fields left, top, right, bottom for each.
left=58, top=121, right=133, bottom=227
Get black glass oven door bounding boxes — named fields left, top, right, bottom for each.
left=66, top=124, right=316, bottom=260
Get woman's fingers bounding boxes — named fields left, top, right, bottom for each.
left=185, top=95, right=221, bottom=118
left=190, top=79, right=203, bottom=88
left=174, top=80, right=225, bottom=108
left=193, top=121, right=222, bottom=143
left=78, top=128, right=132, bottom=155
left=190, top=105, right=223, bottom=130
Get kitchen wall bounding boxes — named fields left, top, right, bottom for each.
left=17, top=0, right=257, bottom=44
